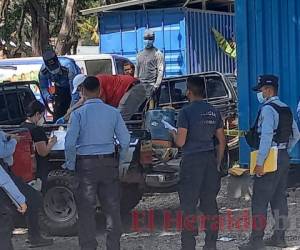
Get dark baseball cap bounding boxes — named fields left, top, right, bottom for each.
left=252, top=74, right=279, bottom=92
left=82, top=76, right=100, bottom=92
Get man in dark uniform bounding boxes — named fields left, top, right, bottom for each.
left=39, top=50, right=80, bottom=121
left=169, top=76, right=226, bottom=250
left=240, top=75, right=300, bottom=250
left=64, top=76, right=130, bottom=250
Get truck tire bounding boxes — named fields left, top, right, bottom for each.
left=40, top=170, right=77, bottom=236
left=40, top=171, right=143, bottom=236
left=120, top=184, right=143, bottom=214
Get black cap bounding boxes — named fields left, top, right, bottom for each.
left=82, top=76, right=100, bottom=92
left=252, top=74, right=279, bottom=92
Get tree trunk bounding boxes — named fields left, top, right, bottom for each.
left=0, top=0, right=10, bottom=28
left=10, top=6, right=26, bottom=57
left=28, top=0, right=50, bottom=56
left=55, top=0, right=77, bottom=55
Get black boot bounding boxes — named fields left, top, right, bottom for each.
left=27, top=235, right=54, bottom=248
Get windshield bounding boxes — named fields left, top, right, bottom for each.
left=85, top=59, right=112, bottom=75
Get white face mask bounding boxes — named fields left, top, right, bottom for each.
left=257, top=92, right=267, bottom=103
left=37, top=116, right=45, bottom=126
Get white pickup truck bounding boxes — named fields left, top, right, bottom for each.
left=0, top=53, right=133, bottom=99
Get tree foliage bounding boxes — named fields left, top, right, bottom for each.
left=0, top=0, right=103, bottom=57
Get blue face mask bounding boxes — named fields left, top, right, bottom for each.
left=257, top=92, right=266, bottom=103
left=144, top=39, right=154, bottom=49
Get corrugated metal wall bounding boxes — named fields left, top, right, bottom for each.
left=99, top=8, right=235, bottom=77
left=100, top=8, right=187, bottom=76
left=236, top=0, right=300, bottom=164
left=185, top=9, right=235, bottom=74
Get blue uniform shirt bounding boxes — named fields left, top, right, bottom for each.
left=257, top=96, right=300, bottom=166
left=64, top=99, right=131, bottom=170
left=39, top=57, right=81, bottom=103
left=0, top=130, right=25, bottom=206
left=0, top=166, right=26, bottom=206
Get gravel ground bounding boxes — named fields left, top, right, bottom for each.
left=12, top=177, right=300, bottom=250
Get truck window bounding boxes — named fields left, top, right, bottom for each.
left=85, top=59, right=112, bottom=75
left=205, top=76, right=228, bottom=99
left=0, top=95, right=9, bottom=121
left=19, top=90, right=35, bottom=111
left=170, top=79, right=188, bottom=103
left=115, top=58, right=130, bottom=75
left=6, top=93, right=22, bottom=119
left=159, top=82, right=171, bottom=104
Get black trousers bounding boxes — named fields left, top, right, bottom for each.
left=179, top=151, right=221, bottom=250
left=251, top=149, right=289, bottom=243
left=53, top=86, right=71, bottom=122
left=9, top=174, right=44, bottom=240
left=74, top=156, right=122, bottom=250
left=0, top=189, right=14, bottom=250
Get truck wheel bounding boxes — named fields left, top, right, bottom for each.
left=120, top=184, right=143, bottom=214
left=40, top=170, right=78, bottom=236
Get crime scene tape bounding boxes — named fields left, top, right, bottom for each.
left=224, top=129, right=245, bottom=137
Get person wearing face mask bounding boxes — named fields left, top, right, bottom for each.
left=22, top=101, right=57, bottom=191
left=39, top=49, right=81, bottom=121
left=166, top=76, right=226, bottom=250
left=240, top=75, right=300, bottom=250
left=135, top=29, right=165, bottom=100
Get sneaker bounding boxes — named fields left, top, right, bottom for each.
left=27, top=236, right=54, bottom=248
left=238, top=241, right=266, bottom=250
left=264, top=236, right=288, bottom=248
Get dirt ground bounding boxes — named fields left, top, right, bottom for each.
left=12, top=177, right=300, bottom=250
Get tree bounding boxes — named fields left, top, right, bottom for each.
left=0, top=0, right=102, bottom=57
left=55, top=0, right=77, bottom=55
left=27, top=0, right=50, bottom=56
left=0, top=0, right=10, bottom=28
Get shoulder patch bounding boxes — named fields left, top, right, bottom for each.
left=41, top=67, right=48, bottom=75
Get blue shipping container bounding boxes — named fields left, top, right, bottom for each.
left=99, top=8, right=235, bottom=77
left=236, top=0, right=300, bottom=165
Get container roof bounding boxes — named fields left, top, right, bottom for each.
left=81, top=0, right=234, bottom=15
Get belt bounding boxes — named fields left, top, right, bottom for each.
left=272, top=142, right=288, bottom=150
left=76, top=153, right=115, bottom=160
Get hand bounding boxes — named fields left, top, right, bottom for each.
left=17, top=203, right=27, bottom=214
left=9, top=134, right=23, bottom=143
left=48, top=135, right=57, bottom=145
left=254, top=164, right=264, bottom=176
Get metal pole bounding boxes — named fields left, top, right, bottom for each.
left=202, top=0, right=206, bottom=10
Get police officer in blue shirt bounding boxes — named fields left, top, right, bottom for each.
left=64, top=76, right=130, bottom=250
left=240, top=75, right=300, bottom=250
left=39, top=50, right=81, bottom=121
left=0, top=130, right=53, bottom=248
left=0, top=165, right=27, bottom=250
left=170, top=76, right=226, bottom=250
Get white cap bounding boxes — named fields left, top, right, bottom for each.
left=72, top=74, right=87, bottom=94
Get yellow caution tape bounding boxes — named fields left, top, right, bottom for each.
left=224, top=129, right=245, bottom=137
